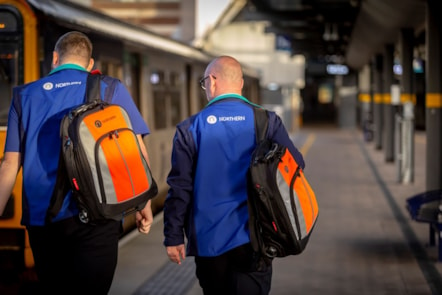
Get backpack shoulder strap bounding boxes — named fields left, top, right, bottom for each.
left=45, top=145, right=70, bottom=224
left=86, top=73, right=102, bottom=103
left=253, top=107, right=269, bottom=143
left=101, top=76, right=120, bottom=103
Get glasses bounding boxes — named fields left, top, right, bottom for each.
left=199, top=75, right=216, bottom=90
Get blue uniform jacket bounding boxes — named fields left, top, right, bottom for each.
left=163, top=94, right=305, bottom=257
left=5, top=65, right=149, bottom=226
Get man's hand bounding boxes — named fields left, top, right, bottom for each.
left=136, top=200, right=153, bottom=234
left=166, top=244, right=186, bottom=265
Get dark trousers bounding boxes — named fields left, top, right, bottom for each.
left=195, top=243, right=272, bottom=295
left=27, top=217, right=121, bottom=295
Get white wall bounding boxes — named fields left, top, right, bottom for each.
left=202, top=22, right=305, bottom=89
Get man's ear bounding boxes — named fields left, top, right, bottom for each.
left=86, top=58, right=94, bottom=71
left=209, top=75, right=217, bottom=97
left=52, top=51, right=59, bottom=69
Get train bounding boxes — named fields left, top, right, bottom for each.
left=0, top=0, right=261, bottom=270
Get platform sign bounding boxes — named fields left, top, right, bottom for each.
left=326, top=64, right=349, bottom=75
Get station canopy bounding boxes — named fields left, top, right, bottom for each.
left=232, top=0, right=426, bottom=70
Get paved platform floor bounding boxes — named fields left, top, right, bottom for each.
left=109, top=126, right=442, bottom=295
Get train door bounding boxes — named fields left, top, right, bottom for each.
left=0, top=0, right=39, bottom=269
left=142, top=53, right=187, bottom=206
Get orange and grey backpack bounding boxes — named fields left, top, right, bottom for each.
left=247, top=107, right=318, bottom=259
left=46, top=73, right=157, bottom=224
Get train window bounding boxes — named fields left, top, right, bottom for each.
left=150, top=70, right=164, bottom=85
left=153, top=90, right=167, bottom=129
left=170, top=91, right=181, bottom=126
left=169, top=71, right=182, bottom=125
left=126, top=53, right=140, bottom=106
left=0, top=44, right=18, bottom=125
left=0, top=11, right=18, bottom=32
left=150, top=68, right=184, bottom=129
left=0, top=8, right=23, bottom=126
left=151, top=69, right=166, bottom=129
left=170, top=72, right=180, bottom=87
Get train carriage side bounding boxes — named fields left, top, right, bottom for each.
left=0, top=0, right=39, bottom=270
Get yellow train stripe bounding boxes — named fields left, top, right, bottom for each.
left=383, top=93, right=391, bottom=104
left=426, top=93, right=442, bottom=108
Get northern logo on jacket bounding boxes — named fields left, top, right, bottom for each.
left=54, top=81, right=81, bottom=88
left=43, top=82, right=53, bottom=90
left=207, top=115, right=217, bottom=124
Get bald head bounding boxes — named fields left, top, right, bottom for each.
left=204, top=56, right=244, bottom=100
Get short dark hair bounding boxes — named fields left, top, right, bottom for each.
left=54, top=31, right=93, bottom=65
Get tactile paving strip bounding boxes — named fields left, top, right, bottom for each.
left=133, top=257, right=197, bottom=295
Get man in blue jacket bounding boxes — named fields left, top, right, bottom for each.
left=0, top=31, right=153, bottom=294
left=164, top=55, right=305, bottom=295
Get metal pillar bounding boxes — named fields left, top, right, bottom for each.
left=359, top=65, right=373, bottom=141
left=426, top=0, right=442, bottom=191
left=383, top=44, right=395, bottom=162
left=401, top=103, right=415, bottom=183
left=338, top=72, right=358, bottom=128
left=398, top=28, right=415, bottom=183
left=373, top=55, right=384, bottom=150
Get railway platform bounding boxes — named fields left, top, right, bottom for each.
left=110, top=125, right=442, bottom=295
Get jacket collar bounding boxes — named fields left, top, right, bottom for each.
left=49, top=64, right=88, bottom=75
left=207, top=94, right=260, bottom=107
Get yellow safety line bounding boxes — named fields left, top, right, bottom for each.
left=359, top=93, right=371, bottom=103
left=300, top=133, right=316, bottom=157
left=373, top=94, right=383, bottom=104
left=383, top=93, right=391, bottom=104
left=427, top=93, right=442, bottom=108
left=401, top=93, right=416, bottom=104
